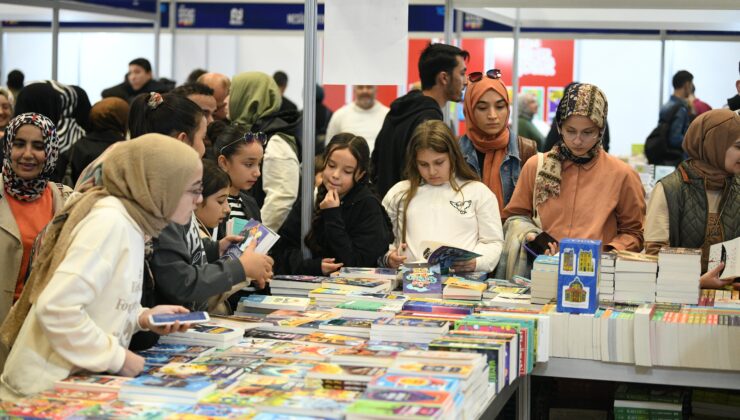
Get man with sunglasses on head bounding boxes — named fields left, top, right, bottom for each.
left=371, top=43, right=469, bottom=198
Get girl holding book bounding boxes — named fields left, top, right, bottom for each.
left=382, top=120, right=504, bottom=272
left=194, top=159, right=231, bottom=239
left=0, top=135, right=198, bottom=400
left=272, top=133, right=392, bottom=275
left=213, top=125, right=263, bottom=239
left=644, top=109, right=740, bottom=289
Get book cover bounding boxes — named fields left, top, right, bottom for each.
left=372, top=318, right=449, bottom=331
left=557, top=238, right=601, bottom=314
left=120, top=374, right=216, bottom=395
left=65, top=400, right=174, bottom=419
left=54, top=374, right=131, bottom=392
left=401, top=264, right=443, bottom=297
left=444, top=276, right=487, bottom=292
left=370, top=374, right=461, bottom=394
left=4, top=398, right=95, bottom=420
left=298, top=332, right=366, bottom=348
left=244, top=329, right=308, bottom=341
left=346, top=400, right=445, bottom=418
left=136, top=351, right=197, bottom=366
left=362, top=389, right=452, bottom=406
left=156, top=362, right=244, bottom=381
left=145, top=343, right=214, bottom=356
left=322, top=317, right=374, bottom=330
left=240, top=295, right=310, bottom=310
left=224, top=218, right=280, bottom=257
left=322, top=277, right=388, bottom=291
left=266, top=342, right=335, bottom=361
left=419, top=240, right=481, bottom=269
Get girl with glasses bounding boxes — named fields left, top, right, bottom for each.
left=502, top=83, right=644, bottom=273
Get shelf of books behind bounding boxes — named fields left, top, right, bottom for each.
left=5, top=238, right=740, bottom=420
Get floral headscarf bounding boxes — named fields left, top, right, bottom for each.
left=2, top=113, right=59, bottom=202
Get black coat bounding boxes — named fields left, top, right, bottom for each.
left=370, top=90, right=443, bottom=198
left=101, top=78, right=169, bottom=103
left=69, top=130, right=124, bottom=185
left=271, top=183, right=393, bottom=276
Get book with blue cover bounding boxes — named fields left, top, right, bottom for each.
left=224, top=218, right=280, bottom=257
left=369, top=373, right=461, bottom=395
left=557, top=238, right=601, bottom=314
left=119, top=374, right=216, bottom=403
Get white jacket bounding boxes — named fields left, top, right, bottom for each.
left=0, top=196, right=147, bottom=400
left=382, top=179, right=504, bottom=272
left=260, top=134, right=300, bottom=232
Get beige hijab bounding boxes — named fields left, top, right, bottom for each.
left=0, top=133, right=201, bottom=364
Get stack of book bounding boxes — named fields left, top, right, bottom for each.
left=309, top=287, right=355, bottom=307
left=255, top=387, right=362, bottom=419
left=614, top=251, right=658, bottom=303
left=692, top=388, right=740, bottom=419
left=333, top=267, right=400, bottom=291
left=370, top=318, right=450, bottom=344
left=269, top=275, right=326, bottom=297
left=236, top=295, right=310, bottom=316
left=346, top=388, right=458, bottom=420
left=319, top=317, right=374, bottom=338
left=305, top=362, right=387, bottom=392
left=159, top=323, right=244, bottom=348
left=347, top=373, right=464, bottom=420
left=530, top=255, right=559, bottom=305
left=599, top=251, right=616, bottom=302
left=613, top=384, right=687, bottom=420
left=442, top=276, right=487, bottom=300
left=388, top=350, right=489, bottom=419
left=335, top=299, right=404, bottom=319
left=118, top=374, right=217, bottom=405
left=322, top=277, right=392, bottom=294
left=656, top=247, right=701, bottom=304
left=454, top=314, right=535, bottom=376
left=482, top=280, right=529, bottom=300
left=329, top=344, right=398, bottom=367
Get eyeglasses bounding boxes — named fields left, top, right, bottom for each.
left=186, top=186, right=204, bottom=199
left=218, top=131, right=267, bottom=155
left=561, top=128, right=600, bottom=142
left=467, top=69, right=502, bottom=83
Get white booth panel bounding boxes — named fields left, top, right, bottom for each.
left=174, top=33, right=208, bottom=85
left=206, top=34, right=238, bottom=81
left=3, top=32, right=53, bottom=84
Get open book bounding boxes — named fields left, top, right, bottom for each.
left=418, top=240, right=481, bottom=269
left=709, top=237, right=740, bottom=280
left=224, top=219, right=279, bottom=259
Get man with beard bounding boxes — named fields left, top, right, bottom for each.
left=326, top=85, right=389, bottom=153
left=371, top=43, right=469, bottom=197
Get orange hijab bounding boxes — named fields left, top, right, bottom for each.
left=463, top=77, right=510, bottom=213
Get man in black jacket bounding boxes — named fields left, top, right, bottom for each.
left=101, top=58, right=169, bottom=103
left=728, top=61, right=740, bottom=112
left=371, top=43, right=469, bottom=198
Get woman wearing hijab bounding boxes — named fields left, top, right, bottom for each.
left=459, top=70, right=538, bottom=214
left=0, top=134, right=201, bottom=400
left=229, top=71, right=300, bottom=232
left=70, top=97, right=129, bottom=184
left=645, top=109, right=740, bottom=289
left=0, top=113, right=72, bottom=322
left=0, top=88, right=13, bottom=143
left=503, top=83, right=645, bottom=254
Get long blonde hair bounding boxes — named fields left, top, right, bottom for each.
left=400, top=120, right=480, bottom=242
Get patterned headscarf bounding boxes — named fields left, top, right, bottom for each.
left=534, top=83, right=608, bottom=208
left=2, top=113, right=59, bottom=202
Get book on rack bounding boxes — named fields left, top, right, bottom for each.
left=401, top=263, right=443, bottom=299
left=333, top=267, right=400, bottom=290
left=531, top=254, right=559, bottom=304
left=428, top=334, right=508, bottom=392
left=442, top=276, right=486, bottom=300
left=473, top=307, right=550, bottom=363
left=370, top=318, right=449, bottom=344
left=599, top=251, right=617, bottom=302
left=269, top=275, right=327, bottom=296
left=255, top=388, right=361, bottom=419
left=613, top=383, right=687, bottom=420
left=614, top=251, right=658, bottom=304
left=321, top=277, right=391, bottom=293
left=709, top=236, right=740, bottom=280
left=557, top=238, right=601, bottom=314
left=54, top=374, right=131, bottom=393
left=319, top=317, right=374, bottom=338
left=118, top=374, right=217, bottom=405
left=159, top=322, right=244, bottom=348
left=455, top=315, right=535, bottom=375
left=237, top=295, right=310, bottom=313
left=305, top=363, right=387, bottom=391
left=297, top=331, right=367, bottom=348
left=656, top=247, right=701, bottom=304
left=335, top=299, right=404, bottom=319
left=691, top=388, right=740, bottom=419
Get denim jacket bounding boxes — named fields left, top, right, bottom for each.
left=459, top=131, right=522, bottom=207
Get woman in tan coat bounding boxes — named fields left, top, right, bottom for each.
left=0, top=113, right=70, bottom=322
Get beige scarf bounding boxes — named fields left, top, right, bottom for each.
left=0, top=134, right=201, bottom=367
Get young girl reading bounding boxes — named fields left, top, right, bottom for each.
left=272, top=133, right=392, bottom=275
left=382, top=120, right=504, bottom=272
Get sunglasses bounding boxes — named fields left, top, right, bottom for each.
left=467, top=69, right=503, bottom=83
left=219, top=131, right=267, bottom=155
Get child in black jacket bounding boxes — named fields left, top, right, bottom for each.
left=272, top=133, right=392, bottom=275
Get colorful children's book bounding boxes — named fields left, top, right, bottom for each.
left=372, top=318, right=450, bottom=334
left=557, top=238, right=601, bottom=314
left=335, top=300, right=404, bottom=319
left=144, top=343, right=215, bottom=356
left=345, top=399, right=447, bottom=419
left=321, top=277, right=390, bottom=293
left=362, top=389, right=452, bottom=407
left=65, top=400, right=175, bottom=419
left=244, top=328, right=308, bottom=341
left=3, top=398, right=95, bottom=420
left=256, top=388, right=361, bottom=419
left=306, top=363, right=387, bottom=384
left=297, top=332, right=367, bottom=348
left=160, top=322, right=244, bottom=347
left=118, top=375, right=217, bottom=404
left=369, top=374, right=461, bottom=395
left=54, top=374, right=131, bottom=393
left=156, top=362, right=245, bottom=381
left=239, top=295, right=311, bottom=311
left=136, top=351, right=197, bottom=366
left=401, top=263, right=443, bottom=298
left=265, top=342, right=336, bottom=361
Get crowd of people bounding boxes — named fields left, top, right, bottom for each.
left=0, top=49, right=737, bottom=400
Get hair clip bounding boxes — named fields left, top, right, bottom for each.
left=147, top=92, right=164, bottom=109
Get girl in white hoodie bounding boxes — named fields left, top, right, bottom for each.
left=0, top=134, right=201, bottom=401
left=382, top=120, right=504, bottom=273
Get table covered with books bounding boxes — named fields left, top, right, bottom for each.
left=3, top=242, right=740, bottom=420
